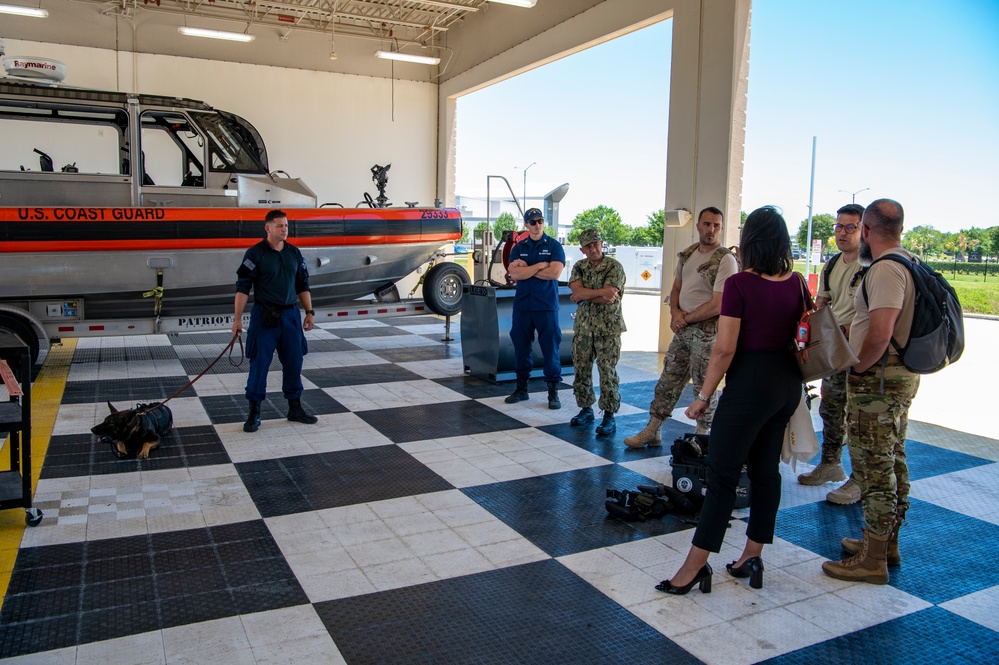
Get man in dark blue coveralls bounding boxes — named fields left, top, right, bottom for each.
left=505, top=207, right=566, bottom=409
left=232, top=209, right=319, bottom=432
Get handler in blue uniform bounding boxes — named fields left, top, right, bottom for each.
left=232, top=209, right=319, bottom=432
left=505, top=207, right=567, bottom=409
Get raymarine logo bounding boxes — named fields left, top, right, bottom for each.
left=13, top=59, right=56, bottom=72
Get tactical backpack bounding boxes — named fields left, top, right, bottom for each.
left=605, top=484, right=697, bottom=522
left=670, top=433, right=751, bottom=509
left=861, top=253, right=964, bottom=374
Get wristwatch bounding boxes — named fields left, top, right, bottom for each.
left=305, top=309, right=315, bottom=316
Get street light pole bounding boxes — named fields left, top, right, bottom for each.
left=517, top=162, right=537, bottom=211
left=838, top=187, right=870, bottom=204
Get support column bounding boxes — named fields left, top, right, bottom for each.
left=660, top=0, right=752, bottom=353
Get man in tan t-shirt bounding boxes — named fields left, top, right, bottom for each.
left=624, top=207, right=738, bottom=447
left=822, top=198, right=919, bottom=586
left=798, top=204, right=867, bottom=504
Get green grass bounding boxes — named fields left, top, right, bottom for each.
left=795, top=261, right=999, bottom=316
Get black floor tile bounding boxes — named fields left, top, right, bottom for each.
left=178, top=355, right=257, bottom=376
left=170, top=331, right=239, bottom=346
left=303, top=363, right=424, bottom=388
left=81, top=578, right=156, bottom=612
left=331, top=325, right=412, bottom=338
left=463, top=465, right=693, bottom=557
left=0, top=616, right=82, bottom=659
left=0, top=587, right=80, bottom=623
left=775, top=497, right=999, bottom=604
left=371, top=344, right=462, bottom=363
left=379, top=315, right=443, bottom=326
left=302, top=338, right=364, bottom=353
left=904, top=439, right=992, bottom=481
left=61, top=377, right=198, bottom=405
left=432, top=374, right=522, bottom=399
left=40, top=426, right=230, bottom=479
left=762, top=606, right=999, bottom=665
left=199, top=389, right=346, bottom=424
left=356, top=400, right=528, bottom=444
left=316, top=559, right=700, bottom=665
left=616, top=379, right=660, bottom=409
left=78, top=601, right=162, bottom=645
left=235, top=446, right=454, bottom=518
left=540, top=413, right=690, bottom=462
left=72, top=346, right=178, bottom=363
left=0, top=521, right=308, bottom=659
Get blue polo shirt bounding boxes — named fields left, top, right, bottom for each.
left=509, top=234, right=565, bottom=311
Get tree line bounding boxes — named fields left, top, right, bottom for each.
left=463, top=206, right=666, bottom=246
left=796, top=214, right=999, bottom=260
left=463, top=206, right=999, bottom=261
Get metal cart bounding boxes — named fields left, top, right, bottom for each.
left=0, top=332, right=42, bottom=527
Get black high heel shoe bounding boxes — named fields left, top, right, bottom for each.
left=655, top=564, right=713, bottom=595
left=725, top=556, right=764, bottom=589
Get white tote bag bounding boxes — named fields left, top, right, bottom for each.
left=782, top=385, right=819, bottom=471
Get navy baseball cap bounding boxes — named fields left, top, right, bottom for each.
left=524, top=208, right=543, bottom=223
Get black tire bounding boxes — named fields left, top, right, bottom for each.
left=423, top=263, right=470, bottom=317
left=0, top=313, right=40, bottom=367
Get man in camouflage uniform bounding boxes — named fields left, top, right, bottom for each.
left=624, top=207, right=738, bottom=447
left=567, top=228, right=627, bottom=435
left=823, top=198, right=919, bottom=585
left=798, top=203, right=867, bottom=506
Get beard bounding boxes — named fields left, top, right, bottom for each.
left=859, top=234, right=873, bottom=266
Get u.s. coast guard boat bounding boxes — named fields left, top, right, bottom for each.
left=0, top=68, right=467, bottom=364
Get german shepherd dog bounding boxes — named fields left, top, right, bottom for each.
left=91, top=402, right=173, bottom=459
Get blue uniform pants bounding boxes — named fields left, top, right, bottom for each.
left=244, top=304, right=307, bottom=402
left=510, top=309, right=562, bottom=383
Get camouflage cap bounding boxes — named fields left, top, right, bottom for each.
left=579, top=228, right=602, bottom=246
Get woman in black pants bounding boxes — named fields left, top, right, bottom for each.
left=657, top=206, right=807, bottom=595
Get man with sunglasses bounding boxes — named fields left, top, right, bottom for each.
left=797, top=203, right=866, bottom=504
left=505, top=208, right=567, bottom=408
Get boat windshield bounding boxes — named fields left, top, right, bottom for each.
left=189, top=111, right=267, bottom=174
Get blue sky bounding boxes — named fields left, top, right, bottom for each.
left=454, top=0, right=999, bottom=235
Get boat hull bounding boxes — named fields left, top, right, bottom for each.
left=0, top=207, right=462, bottom=319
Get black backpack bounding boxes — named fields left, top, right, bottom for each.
left=861, top=253, right=964, bottom=373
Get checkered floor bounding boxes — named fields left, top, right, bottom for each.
left=2, top=315, right=998, bottom=664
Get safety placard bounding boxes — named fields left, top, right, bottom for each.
left=641, top=270, right=652, bottom=281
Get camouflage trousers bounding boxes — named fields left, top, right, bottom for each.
left=819, top=369, right=848, bottom=465
left=847, top=365, right=919, bottom=535
left=572, top=332, right=622, bottom=414
left=649, top=323, right=716, bottom=431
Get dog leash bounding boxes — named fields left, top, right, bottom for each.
left=137, top=334, right=244, bottom=416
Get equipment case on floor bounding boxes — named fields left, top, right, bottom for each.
left=670, top=434, right=751, bottom=510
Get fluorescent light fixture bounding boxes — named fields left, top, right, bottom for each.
left=178, top=26, right=255, bottom=43
left=488, top=0, right=538, bottom=7
left=375, top=50, right=440, bottom=65
left=0, top=4, right=49, bottom=18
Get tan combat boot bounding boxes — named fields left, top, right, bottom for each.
left=826, top=477, right=862, bottom=504
left=822, top=528, right=890, bottom=584
left=843, top=518, right=902, bottom=566
left=623, top=417, right=664, bottom=448
left=797, top=463, right=847, bottom=486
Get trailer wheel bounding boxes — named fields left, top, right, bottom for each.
left=0, top=313, right=41, bottom=367
left=423, top=263, right=470, bottom=317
